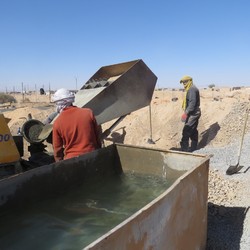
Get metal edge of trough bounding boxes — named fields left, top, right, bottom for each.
left=0, top=143, right=211, bottom=249
left=0, top=144, right=121, bottom=211
left=84, top=143, right=211, bottom=250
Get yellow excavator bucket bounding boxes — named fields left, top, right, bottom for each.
left=0, top=113, right=20, bottom=164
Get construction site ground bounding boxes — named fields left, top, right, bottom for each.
left=2, top=87, right=250, bottom=249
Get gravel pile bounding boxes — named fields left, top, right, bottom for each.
left=196, top=133, right=250, bottom=250
left=210, top=102, right=250, bottom=147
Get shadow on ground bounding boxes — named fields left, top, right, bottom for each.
left=169, top=122, right=221, bottom=152
left=199, top=122, right=220, bottom=149
left=206, top=202, right=248, bottom=250
left=105, top=127, right=126, bottom=144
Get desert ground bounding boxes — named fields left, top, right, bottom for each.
left=1, top=87, right=250, bottom=249
left=3, top=87, right=250, bottom=152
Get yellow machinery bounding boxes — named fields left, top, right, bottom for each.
left=0, top=113, right=24, bottom=178
left=0, top=112, right=54, bottom=179
left=0, top=113, right=20, bottom=163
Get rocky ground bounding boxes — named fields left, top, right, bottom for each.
left=2, top=87, right=250, bottom=249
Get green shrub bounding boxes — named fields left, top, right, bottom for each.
left=0, top=93, right=17, bottom=104
left=208, top=84, right=215, bottom=88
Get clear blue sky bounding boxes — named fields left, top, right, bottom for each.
left=1, top=0, right=250, bottom=92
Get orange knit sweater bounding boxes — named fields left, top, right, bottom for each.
left=52, top=106, right=101, bottom=161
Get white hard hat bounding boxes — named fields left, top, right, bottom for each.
left=52, top=88, right=75, bottom=103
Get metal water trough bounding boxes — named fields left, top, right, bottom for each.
left=0, top=144, right=210, bottom=249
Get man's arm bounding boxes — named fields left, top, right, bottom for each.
left=90, top=111, right=102, bottom=148
left=52, top=124, right=64, bottom=161
left=185, top=87, right=198, bottom=114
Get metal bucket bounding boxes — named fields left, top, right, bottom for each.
left=21, top=119, right=45, bottom=144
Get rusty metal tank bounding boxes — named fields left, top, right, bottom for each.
left=0, top=144, right=210, bottom=249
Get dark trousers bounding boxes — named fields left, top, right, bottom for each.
left=181, top=110, right=201, bottom=151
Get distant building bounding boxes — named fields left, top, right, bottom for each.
left=232, top=86, right=241, bottom=90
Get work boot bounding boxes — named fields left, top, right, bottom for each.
left=180, top=141, right=189, bottom=152
left=190, top=141, right=198, bottom=152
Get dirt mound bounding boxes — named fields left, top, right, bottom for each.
left=102, top=87, right=250, bottom=150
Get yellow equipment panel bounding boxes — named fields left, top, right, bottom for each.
left=0, top=113, right=20, bottom=164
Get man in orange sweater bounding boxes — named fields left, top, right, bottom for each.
left=52, top=88, right=101, bottom=162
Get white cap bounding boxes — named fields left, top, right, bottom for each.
left=52, top=88, right=75, bottom=103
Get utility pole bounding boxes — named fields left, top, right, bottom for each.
left=35, top=84, right=37, bottom=102
left=75, top=77, right=78, bottom=92
left=21, top=82, right=24, bottom=102
left=49, top=82, right=51, bottom=101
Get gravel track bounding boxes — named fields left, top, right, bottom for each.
left=197, top=133, right=250, bottom=250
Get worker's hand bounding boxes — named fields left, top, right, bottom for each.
left=181, top=113, right=188, bottom=122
